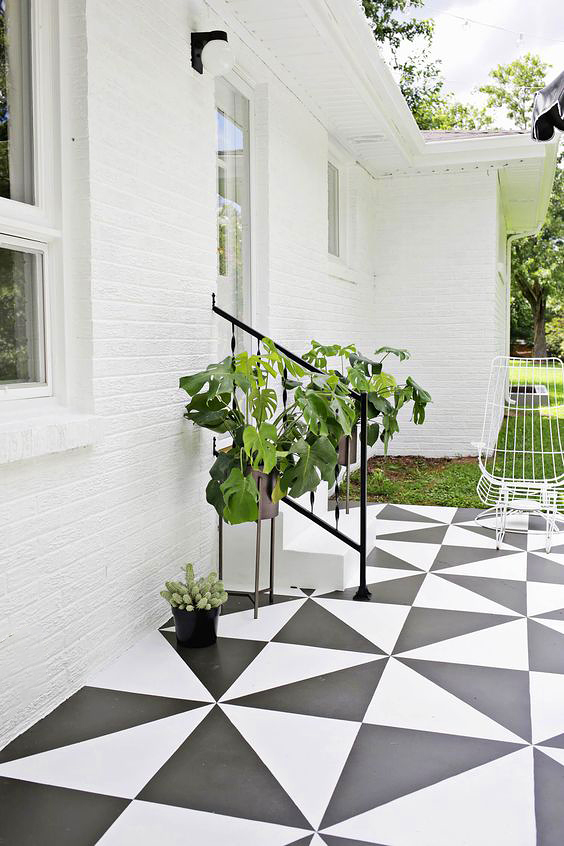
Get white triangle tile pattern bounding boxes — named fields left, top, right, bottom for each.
left=4, top=504, right=564, bottom=846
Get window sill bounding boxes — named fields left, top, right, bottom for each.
left=0, top=406, right=102, bottom=465
left=328, top=256, right=357, bottom=285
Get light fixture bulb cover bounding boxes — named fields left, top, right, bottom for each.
left=201, top=38, right=235, bottom=76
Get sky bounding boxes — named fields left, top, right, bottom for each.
left=385, top=0, right=564, bottom=127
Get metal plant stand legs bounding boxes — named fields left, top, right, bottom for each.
left=217, top=511, right=277, bottom=620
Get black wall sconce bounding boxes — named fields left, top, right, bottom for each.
left=191, top=30, right=235, bottom=76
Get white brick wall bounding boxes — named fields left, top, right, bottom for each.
left=370, top=169, right=500, bottom=457
left=0, top=0, right=219, bottom=749
left=0, top=0, right=506, bottom=747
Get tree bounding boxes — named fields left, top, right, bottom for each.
left=361, top=0, right=433, bottom=57
left=511, top=160, right=564, bottom=356
left=361, top=1, right=491, bottom=131
left=478, top=53, right=551, bottom=131
left=479, top=54, right=561, bottom=356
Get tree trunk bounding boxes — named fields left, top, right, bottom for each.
left=533, top=296, right=547, bottom=357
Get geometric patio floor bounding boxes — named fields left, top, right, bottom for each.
left=2, top=504, right=564, bottom=845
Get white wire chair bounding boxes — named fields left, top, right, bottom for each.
left=474, top=356, right=564, bottom=552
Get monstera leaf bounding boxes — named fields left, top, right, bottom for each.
left=281, top=437, right=337, bottom=498
left=220, top=467, right=259, bottom=525
left=374, top=346, right=411, bottom=362
left=243, top=423, right=278, bottom=474
left=184, top=393, right=236, bottom=433
left=206, top=452, right=239, bottom=517
left=180, top=357, right=249, bottom=399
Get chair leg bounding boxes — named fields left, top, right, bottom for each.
left=546, top=517, right=555, bottom=554
left=496, top=502, right=507, bottom=549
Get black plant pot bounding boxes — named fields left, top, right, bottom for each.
left=172, top=606, right=220, bottom=647
left=246, top=467, right=280, bottom=519
left=338, top=426, right=358, bottom=466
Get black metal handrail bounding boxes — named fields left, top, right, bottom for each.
left=212, top=294, right=370, bottom=602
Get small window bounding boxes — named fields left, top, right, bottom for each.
left=328, top=161, right=339, bottom=257
left=0, top=242, right=46, bottom=389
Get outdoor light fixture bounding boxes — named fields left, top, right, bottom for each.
left=191, top=30, right=235, bottom=76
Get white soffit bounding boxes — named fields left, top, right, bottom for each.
left=217, top=0, right=558, bottom=231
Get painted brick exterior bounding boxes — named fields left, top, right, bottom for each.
left=0, top=0, right=506, bottom=747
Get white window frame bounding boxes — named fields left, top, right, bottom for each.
left=0, top=0, right=61, bottom=403
left=328, top=160, right=340, bottom=258
left=215, top=68, right=255, bottom=330
left=328, top=140, right=350, bottom=272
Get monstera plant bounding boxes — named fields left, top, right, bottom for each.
left=180, top=339, right=356, bottom=525
left=303, top=341, right=431, bottom=451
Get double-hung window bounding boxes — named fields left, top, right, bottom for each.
left=0, top=0, right=59, bottom=401
left=328, top=161, right=340, bottom=258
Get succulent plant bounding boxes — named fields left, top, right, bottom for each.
left=160, top=563, right=228, bottom=612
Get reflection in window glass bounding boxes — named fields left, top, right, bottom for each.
left=0, top=0, right=34, bottom=203
left=216, top=79, right=249, bottom=326
left=0, top=246, right=45, bottom=385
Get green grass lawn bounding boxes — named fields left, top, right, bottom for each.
left=349, top=361, right=564, bottom=508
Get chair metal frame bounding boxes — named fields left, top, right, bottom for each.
left=474, top=356, right=564, bottom=552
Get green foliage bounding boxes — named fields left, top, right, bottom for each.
left=160, top=564, right=228, bottom=612
left=397, top=47, right=492, bottom=131
left=511, top=155, right=564, bottom=355
left=281, top=436, right=338, bottom=498
left=361, top=0, right=433, bottom=55
left=478, top=53, right=551, bottom=131
left=221, top=467, right=260, bottom=525
left=302, top=341, right=432, bottom=453
left=547, top=317, right=564, bottom=357
left=181, top=339, right=343, bottom=525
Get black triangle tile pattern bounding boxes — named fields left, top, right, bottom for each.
left=377, top=504, right=443, bottom=524
left=320, top=724, right=522, bottom=828
left=431, top=544, right=517, bottom=570
left=437, top=573, right=527, bottom=615
left=137, top=705, right=311, bottom=829
left=528, top=552, right=564, bottom=585
left=0, top=687, right=205, bottom=765
left=393, top=607, right=514, bottom=654
left=4, top=503, right=564, bottom=844
left=272, top=599, right=384, bottom=655
left=528, top=618, right=564, bottom=674
left=367, top=545, right=423, bottom=572
left=534, top=748, right=564, bottom=846
left=225, top=659, right=387, bottom=722
left=462, top=524, right=527, bottom=551
left=159, top=631, right=265, bottom=701
left=318, top=573, right=425, bottom=606
left=540, top=733, right=564, bottom=749
left=0, top=777, right=129, bottom=845
left=321, top=835, right=389, bottom=846
left=375, top=525, right=448, bottom=545
left=399, top=658, right=532, bottom=742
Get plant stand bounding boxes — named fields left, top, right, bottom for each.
left=218, top=514, right=276, bottom=619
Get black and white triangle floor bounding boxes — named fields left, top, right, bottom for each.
left=2, top=504, right=564, bottom=845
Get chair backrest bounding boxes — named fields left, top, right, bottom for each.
left=479, top=356, right=564, bottom=484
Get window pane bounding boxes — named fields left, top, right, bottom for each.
left=0, top=246, right=45, bottom=385
left=216, top=78, right=250, bottom=329
left=328, top=162, right=339, bottom=257
left=0, top=0, right=34, bottom=204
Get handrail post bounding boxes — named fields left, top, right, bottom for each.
left=354, top=391, right=371, bottom=601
